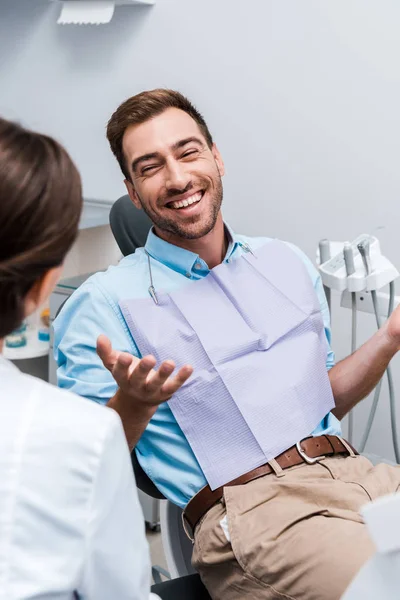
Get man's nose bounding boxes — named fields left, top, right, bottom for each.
left=165, top=160, right=191, bottom=192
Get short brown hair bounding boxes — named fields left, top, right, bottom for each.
left=107, top=89, right=214, bottom=180
left=0, top=118, right=83, bottom=338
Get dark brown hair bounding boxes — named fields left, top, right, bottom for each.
left=107, top=88, right=214, bottom=180
left=0, top=118, right=83, bottom=338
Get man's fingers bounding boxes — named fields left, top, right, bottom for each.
left=146, top=360, right=176, bottom=392
left=128, top=355, right=157, bottom=387
left=161, top=365, right=193, bottom=397
left=98, top=339, right=192, bottom=404
left=97, top=335, right=120, bottom=370
left=112, top=352, right=140, bottom=385
left=96, top=334, right=111, bottom=358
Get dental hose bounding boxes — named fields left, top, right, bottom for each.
left=348, top=292, right=357, bottom=444
left=359, top=282, right=400, bottom=463
left=359, top=291, right=383, bottom=453
left=344, top=242, right=356, bottom=444
left=387, top=282, right=400, bottom=462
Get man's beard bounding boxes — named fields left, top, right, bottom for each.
left=138, top=177, right=223, bottom=240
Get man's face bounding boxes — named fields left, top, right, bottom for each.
left=123, top=108, right=225, bottom=240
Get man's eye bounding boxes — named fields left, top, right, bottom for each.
left=142, top=165, right=158, bottom=174
left=182, top=150, right=198, bottom=159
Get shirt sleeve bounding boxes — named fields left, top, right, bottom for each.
left=79, top=409, right=160, bottom=600
left=285, top=242, right=335, bottom=371
left=53, top=279, right=140, bottom=404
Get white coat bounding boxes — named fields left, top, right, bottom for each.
left=0, top=355, right=159, bottom=600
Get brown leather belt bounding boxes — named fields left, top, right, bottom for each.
left=183, top=435, right=358, bottom=538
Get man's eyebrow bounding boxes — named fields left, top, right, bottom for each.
left=172, top=136, right=204, bottom=151
left=131, top=152, right=160, bottom=173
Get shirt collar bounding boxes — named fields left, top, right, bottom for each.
left=144, top=223, right=241, bottom=277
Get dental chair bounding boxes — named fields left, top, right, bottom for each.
left=110, top=195, right=212, bottom=599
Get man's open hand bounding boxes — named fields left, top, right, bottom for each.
left=97, top=334, right=193, bottom=409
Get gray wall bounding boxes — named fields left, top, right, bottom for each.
left=2, top=0, right=400, bottom=459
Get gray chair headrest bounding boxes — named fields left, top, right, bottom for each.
left=109, top=195, right=152, bottom=257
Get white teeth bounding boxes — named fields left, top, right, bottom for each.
left=171, top=191, right=202, bottom=209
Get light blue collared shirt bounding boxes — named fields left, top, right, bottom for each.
left=54, top=226, right=341, bottom=509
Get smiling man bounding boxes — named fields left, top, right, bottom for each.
left=54, top=89, right=400, bottom=600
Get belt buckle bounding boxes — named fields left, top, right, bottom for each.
left=296, top=439, right=325, bottom=465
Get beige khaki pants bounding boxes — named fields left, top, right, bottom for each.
left=191, top=455, right=400, bottom=600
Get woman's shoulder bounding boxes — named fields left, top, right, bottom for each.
left=8, top=368, right=121, bottom=451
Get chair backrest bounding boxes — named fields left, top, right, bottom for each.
left=131, top=452, right=165, bottom=500
left=109, top=195, right=152, bottom=257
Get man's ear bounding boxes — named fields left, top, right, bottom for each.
left=124, top=179, right=142, bottom=210
left=212, top=144, right=225, bottom=177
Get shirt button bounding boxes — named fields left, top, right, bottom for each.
left=194, top=262, right=202, bottom=270
left=185, top=272, right=191, bottom=278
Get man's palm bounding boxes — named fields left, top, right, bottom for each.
left=96, top=334, right=193, bottom=407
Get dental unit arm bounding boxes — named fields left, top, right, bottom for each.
left=316, top=235, right=400, bottom=462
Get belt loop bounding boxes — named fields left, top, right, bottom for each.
left=337, top=436, right=357, bottom=458
left=323, top=434, right=335, bottom=454
left=181, top=513, right=195, bottom=543
left=268, top=458, right=286, bottom=478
